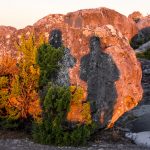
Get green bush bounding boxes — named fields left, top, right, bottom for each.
left=38, top=43, right=64, bottom=87
left=32, top=85, right=96, bottom=146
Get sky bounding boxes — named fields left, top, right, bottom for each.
left=0, top=0, right=149, bottom=29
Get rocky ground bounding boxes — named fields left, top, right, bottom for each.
left=140, top=59, right=150, bottom=105
left=0, top=128, right=149, bottom=150
left=115, top=58, right=150, bottom=148
left=0, top=58, right=149, bottom=150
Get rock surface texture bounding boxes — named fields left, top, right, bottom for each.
left=140, top=59, right=150, bottom=105
left=0, top=8, right=143, bottom=128
left=128, top=11, right=143, bottom=23
left=136, top=15, right=150, bottom=30
left=116, top=59, right=150, bottom=135
left=135, top=41, right=150, bottom=53
left=128, top=11, right=150, bottom=30
left=129, top=12, right=150, bottom=50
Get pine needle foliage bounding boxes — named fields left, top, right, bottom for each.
left=37, top=43, right=64, bottom=87
left=32, top=85, right=96, bottom=146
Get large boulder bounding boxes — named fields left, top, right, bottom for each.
left=0, top=8, right=143, bottom=128
left=47, top=24, right=143, bottom=128
left=129, top=12, right=150, bottom=50
left=0, top=8, right=138, bottom=57
left=135, top=41, right=150, bottom=53
left=130, top=27, right=150, bottom=49
left=30, top=23, right=142, bottom=128
left=64, top=7, right=138, bottom=40
left=116, top=58, right=150, bottom=130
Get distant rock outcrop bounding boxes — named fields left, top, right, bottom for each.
left=136, top=15, right=150, bottom=30
left=128, top=11, right=143, bottom=23
left=128, top=11, right=150, bottom=30
left=0, top=7, right=143, bottom=128
left=129, top=11, right=150, bottom=50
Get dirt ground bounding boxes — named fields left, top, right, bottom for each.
left=0, top=127, right=149, bottom=150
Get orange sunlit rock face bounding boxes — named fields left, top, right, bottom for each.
left=0, top=7, right=143, bottom=128
left=64, top=7, right=138, bottom=40
left=128, top=11, right=143, bottom=22
left=0, top=7, right=138, bottom=57
left=136, top=15, right=150, bottom=30
left=62, top=25, right=143, bottom=127
left=128, top=11, right=150, bottom=30
left=104, top=43, right=143, bottom=128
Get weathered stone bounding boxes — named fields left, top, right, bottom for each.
left=135, top=41, right=150, bottom=53
left=64, top=7, right=138, bottom=40
left=136, top=15, right=150, bottom=30
left=0, top=8, right=143, bottom=128
left=126, top=131, right=150, bottom=148
left=128, top=11, right=143, bottom=23
left=55, top=47, right=76, bottom=87
left=129, top=11, right=150, bottom=30
left=140, top=59, right=150, bottom=105
left=126, top=113, right=150, bottom=132
left=130, top=27, right=150, bottom=49
left=0, top=26, right=16, bottom=37
left=45, top=24, right=142, bottom=128
left=129, top=12, right=150, bottom=50
left=115, top=58, right=150, bottom=131
left=0, top=8, right=138, bottom=57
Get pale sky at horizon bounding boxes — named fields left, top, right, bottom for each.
left=0, top=0, right=149, bottom=29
